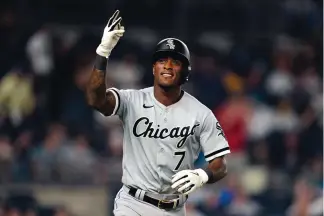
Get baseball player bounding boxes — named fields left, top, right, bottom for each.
left=85, top=10, right=230, bottom=216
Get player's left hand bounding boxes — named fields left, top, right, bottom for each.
left=171, top=169, right=209, bottom=195
left=96, top=10, right=125, bottom=58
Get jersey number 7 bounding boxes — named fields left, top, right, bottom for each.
left=174, top=151, right=186, bottom=171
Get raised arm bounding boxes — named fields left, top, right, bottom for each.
left=85, top=10, right=125, bottom=116
left=85, top=61, right=115, bottom=116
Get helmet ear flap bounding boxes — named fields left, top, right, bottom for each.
left=179, top=67, right=190, bottom=85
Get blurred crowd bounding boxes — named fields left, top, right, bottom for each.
left=0, top=193, right=70, bottom=216
left=0, top=0, right=323, bottom=216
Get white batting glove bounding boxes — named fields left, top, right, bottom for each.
left=171, top=169, right=209, bottom=195
left=96, top=10, right=125, bottom=58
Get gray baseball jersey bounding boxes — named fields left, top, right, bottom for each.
left=107, top=86, right=230, bottom=194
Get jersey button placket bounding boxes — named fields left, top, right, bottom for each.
left=164, top=108, right=168, bottom=122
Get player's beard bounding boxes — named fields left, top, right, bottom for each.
left=158, top=82, right=178, bottom=91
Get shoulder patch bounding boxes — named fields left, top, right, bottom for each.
left=216, top=122, right=227, bottom=141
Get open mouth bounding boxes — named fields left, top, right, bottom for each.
left=161, top=71, right=174, bottom=78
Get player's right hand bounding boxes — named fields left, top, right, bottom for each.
left=96, top=10, right=125, bottom=58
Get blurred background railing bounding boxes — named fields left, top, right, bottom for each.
left=0, top=0, right=323, bottom=216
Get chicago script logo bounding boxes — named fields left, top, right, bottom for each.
left=132, top=117, right=200, bottom=148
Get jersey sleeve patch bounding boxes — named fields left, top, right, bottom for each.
left=204, top=147, right=230, bottom=162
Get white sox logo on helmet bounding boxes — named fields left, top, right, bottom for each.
left=166, top=39, right=175, bottom=50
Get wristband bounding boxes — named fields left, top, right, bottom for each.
left=94, top=55, right=107, bottom=71
left=203, top=168, right=214, bottom=184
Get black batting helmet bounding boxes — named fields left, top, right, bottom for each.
left=152, top=38, right=191, bottom=84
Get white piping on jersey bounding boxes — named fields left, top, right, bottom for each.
left=204, top=147, right=230, bottom=161
left=107, top=87, right=119, bottom=116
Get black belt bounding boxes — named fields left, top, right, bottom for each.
left=127, top=186, right=187, bottom=210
